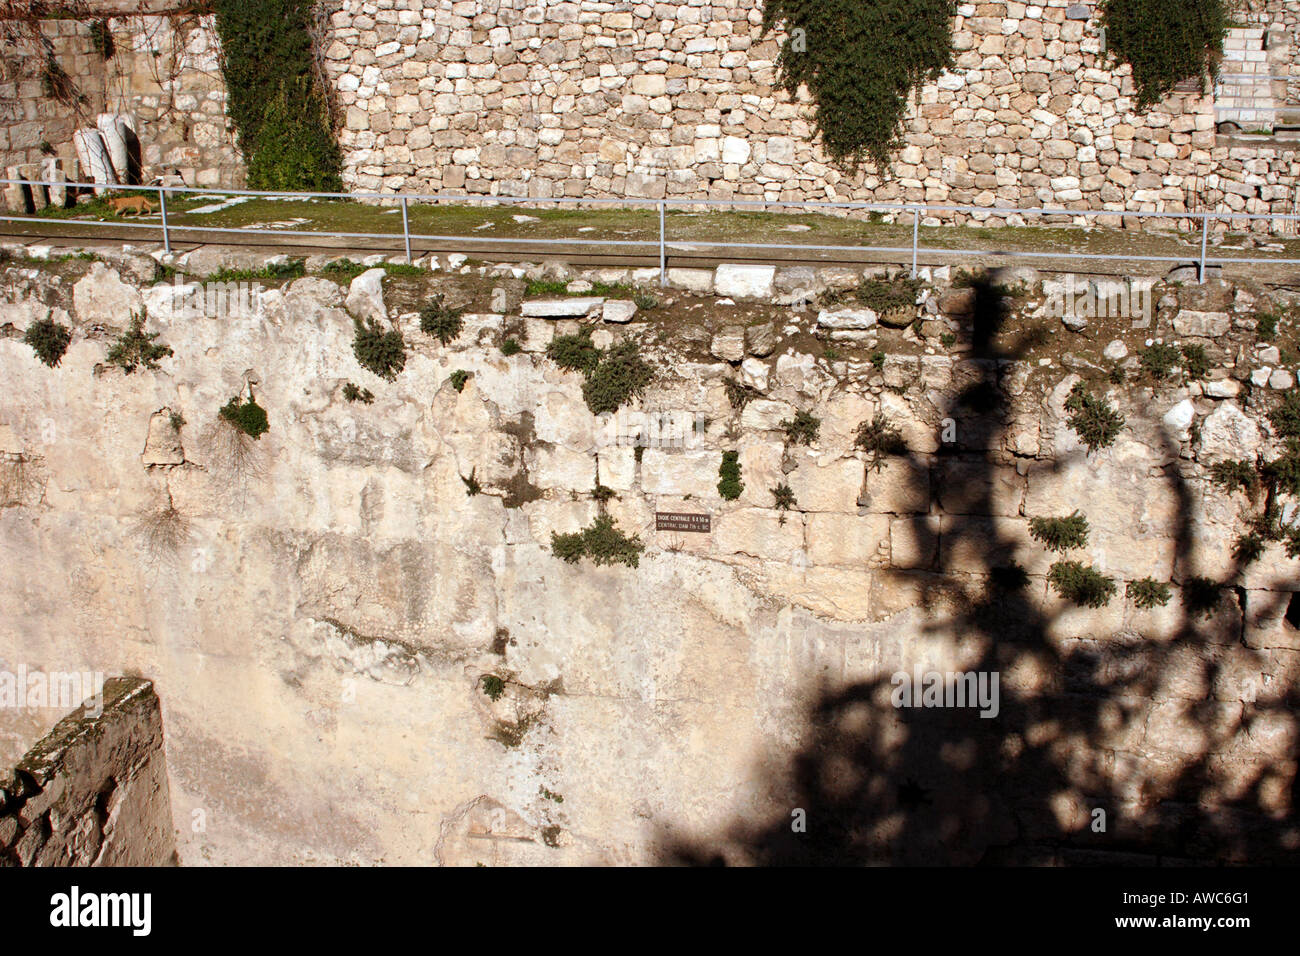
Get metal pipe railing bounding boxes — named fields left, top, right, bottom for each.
left=2, top=176, right=1298, bottom=287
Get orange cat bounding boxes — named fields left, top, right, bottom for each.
left=109, top=195, right=154, bottom=217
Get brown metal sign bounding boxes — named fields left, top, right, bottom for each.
left=655, top=512, right=711, bottom=533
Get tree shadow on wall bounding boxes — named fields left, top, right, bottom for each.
left=663, top=272, right=1300, bottom=866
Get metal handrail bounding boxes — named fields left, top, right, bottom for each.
left=2, top=176, right=1299, bottom=286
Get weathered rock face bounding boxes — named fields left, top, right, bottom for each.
left=0, top=259, right=1296, bottom=866
left=0, top=679, right=174, bottom=866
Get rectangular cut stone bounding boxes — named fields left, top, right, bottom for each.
left=714, top=264, right=776, bottom=299
left=817, top=308, right=878, bottom=330
left=521, top=297, right=604, bottom=318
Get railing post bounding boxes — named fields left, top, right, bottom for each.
left=911, top=205, right=920, bottom=278
left=1198, top=211, right=1210, bottom=284
left=400, top=196, right=411, bottom=263
left=658, top=200, right=666, bottom=287
left=158, top=186, right=170, bottom=256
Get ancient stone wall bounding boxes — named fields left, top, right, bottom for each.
left=0, top=244, right=1295, bottom=864
left=0, top=10, right=242, bottom=190
left=320, top=0, right=1300, bottom=225
left=0, top=677, right=175, bottom=866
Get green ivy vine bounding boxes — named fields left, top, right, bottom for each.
left=762, top=0, right=957, bottom=172
left=1099, top=0, right=1230, bottom=109
left=213, top=0, right=342, bottom=191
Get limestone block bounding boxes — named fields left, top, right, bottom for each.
left=640, top=448, right=719, bottom=497
left=714, top=264, right=775, bottom=300
left=521, top=298, right=604, bottom=318
left=526, top=444, right=595, bottom=492
left=807, top=512, right=889, bottom=568
left=787, top=455, right=864, bottom=514
left=714, top=508, right=803, bottom=562
left=860, top=458, right=930, bottom=514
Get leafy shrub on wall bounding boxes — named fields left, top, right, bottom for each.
left=214, top=0, right=342, bottom=191
left=1099, top=0, right=1229, bottom=108
left=762, top=0, right=957, bottom=171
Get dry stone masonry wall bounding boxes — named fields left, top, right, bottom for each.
left=321, top=0, right=1300, bottom=225
left=0, top=9, right=242, bottom=190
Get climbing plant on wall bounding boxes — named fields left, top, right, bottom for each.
left=762, top=0, right=957, bottom=172
left=213, top=0, right=341, bottom=191
left=1099, top=0, right=1230, bottom=109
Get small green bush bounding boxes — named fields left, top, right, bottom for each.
left=480, top=675, right=505, bottom=702
left=1065, top=383, right=1124, bottom=452
left=342, top=382, right=374, bottom=404
left=854, top=273, right=923, bottom=313
left=420, top=296, right=464, bottom=345
left=855, top=414, right=906, bottom=470
left=871, top=351, right=887, bottom=370
left=1139, top=343, right=1180, bottom=381
left=352, top=317, right=406, bottom=381
left=1048, top=560, right=1117, bottom=608
left=1209, top=459, right=1260, bottom=500
left=1257, top=311, right=1278, bottom=341
left=550, top=514, right=644, bottom=568
left=1262, top=441, right=1300, bottom=498
left=219, top=396, right=269, bottom=439
left=633, top=291, right=660, bottom=311
left=772, top=483, right=796, bottom=523
left=23, top=317, right=72, bottom=367
left=781, top=410, right=821, bottom=446
left=1233, top=532, right=1265, bottom=566
left=1284, top=526, right=1300, bottom=559
left=106, top=312, right=172, bottom=373
left=461, top=467, right=481, bottom=497
left=1028, top=511, right=1090, bottom=552
left=718, top=450, right=744, bottom=500
left=725, top=378, right=759, bottom=410
left=321, top=258, right=366, bottom=281
left=89, top=18, right=115, bottom=58
left=500, top=338, right=522, bottom=356
left=1127, top=577, right=1172, bottom=609
left=524, top=279, right=569, bottom=297
left=449, top=370, right=470, bottom=392
left=1181, top=343, right=1210, bottom=380
left=169, top=411, right=186, bottom=431
left=208, top=259, right=305, bottom=284
left=383, top=263, right=425, bottom=277
left=1268, top=392, right=1300, bottom=439
left=592, top=484, right=616, bottom=503
left=1182, top=575, right=1224, bottom=619
left=546, top=327, right=601, bottom=374
left=582, top=341, right=652, bottom=415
